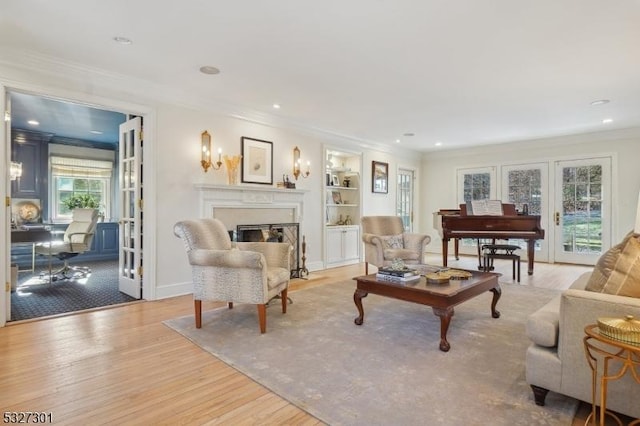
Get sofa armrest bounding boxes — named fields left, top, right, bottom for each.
left=526, top=295, right=561, bottom=347
left=559, top=289, right=640, bottom=357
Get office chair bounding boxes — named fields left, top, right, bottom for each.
left=35, top=208, right=99, bottom=281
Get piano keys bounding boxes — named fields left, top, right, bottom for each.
left=437, top=204, right=545, bottom=275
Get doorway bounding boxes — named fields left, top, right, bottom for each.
left=397, top=168, right=416, bottom=231
left=6, top=91, right=141, bottom=321
left=553, top=157, right=612, bottom=266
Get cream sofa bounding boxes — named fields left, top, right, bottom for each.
left=525, top=272, right=640, bottom=419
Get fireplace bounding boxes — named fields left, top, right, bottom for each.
left=236, top=223, right=301, bottom=278
left=194, top=184, right=309, bottom=278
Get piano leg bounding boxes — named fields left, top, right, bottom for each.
left=476, top=239, right=483, bottom=270
left=442, top=238, right=449, bottom=267
left=454, top=238, right=459, bottom=260
left=527, top=239, right=536, bottom=275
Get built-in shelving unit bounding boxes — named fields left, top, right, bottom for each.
left=323, top=147, right=362, bottom=268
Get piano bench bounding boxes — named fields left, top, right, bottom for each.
left=482, top=244, right=520, bottom=282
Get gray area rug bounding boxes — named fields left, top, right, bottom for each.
left=164, top=280, right=579, bottom=425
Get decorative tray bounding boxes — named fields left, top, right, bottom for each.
left=424, top=269, right=472, bottom=284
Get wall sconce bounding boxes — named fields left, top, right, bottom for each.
left=292, top=146, right=310, bottom=180
left=201, top=130, right=222, bottom=172
left=10, top=161, right=22, bottom=181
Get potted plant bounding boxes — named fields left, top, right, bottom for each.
left=62, top=194, right=105, bottom=221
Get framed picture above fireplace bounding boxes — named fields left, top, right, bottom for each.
left=241, top=136, right=273, bottom=185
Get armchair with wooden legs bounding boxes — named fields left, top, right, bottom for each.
left=174, top=218, right=291, bottom=334
left=361, top=215, right=431, bottom=274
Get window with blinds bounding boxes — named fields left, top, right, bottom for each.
left=50, top=156, right=114, bottom=221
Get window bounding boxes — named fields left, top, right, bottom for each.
left=457, top=166, right=496, bottom=204
left=50, top=156, right=113, bottom=221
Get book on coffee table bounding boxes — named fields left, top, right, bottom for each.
left=375, top=273, right=421, bottom=283
left=377, top=267, right=418, bottom=278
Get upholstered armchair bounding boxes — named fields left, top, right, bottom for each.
left=361, top=216, right=431, bottom=274
left=174, top=218, right=291, bottom=333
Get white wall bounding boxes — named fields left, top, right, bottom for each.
left=420, top=128, right=640, bottom=253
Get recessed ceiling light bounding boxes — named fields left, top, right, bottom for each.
left=435, top=141, right=443, bottom=147
left=602, top=118, right=613, bottom=124
left=113, top=36, right=133, bottom=45
left=199, top=66, right=220, bottom=75
left=590, top=99, right=610, bottom=106
left=273, top=103, right=281, bottom=109
left=395, top=139, right=400, bottom=144
left=27, top=120, right=39, bottom=126
left=90, top=130, right=103, bottom=135
left=403, top=132, right=415, bottom=137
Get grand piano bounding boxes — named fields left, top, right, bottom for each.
left=435, top=203, right=545, bottom=275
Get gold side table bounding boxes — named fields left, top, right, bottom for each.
left=583, top=324, right=640, bottom=426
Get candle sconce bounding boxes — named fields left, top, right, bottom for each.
left=292, top=146, right=310, bottom=180
left=201, top=130, right=222, bottom=172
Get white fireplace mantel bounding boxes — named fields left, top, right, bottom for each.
left=194, top=184, right=309, bottom=229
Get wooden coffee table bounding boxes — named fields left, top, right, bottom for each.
left=353, top=269, right=501, bottom=352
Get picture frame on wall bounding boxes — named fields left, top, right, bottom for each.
left=241, top=136, right=273, bottom=185
left=372, top=160, right=388, bottom=193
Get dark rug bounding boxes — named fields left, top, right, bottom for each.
left=164, top=280, right=579, bottom=426
left=11, top=260, right=136, bottom=321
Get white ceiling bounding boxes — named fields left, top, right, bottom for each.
left=2, top=0, right=640, bottom=152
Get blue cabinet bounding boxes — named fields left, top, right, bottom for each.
left=10, top=222, right=119, bottom=269
left=11, top=129, right=51, bottom=203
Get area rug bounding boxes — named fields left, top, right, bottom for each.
left=11, top=260, right=135, bottom=321
left=164, top=280, right=579, bottom=425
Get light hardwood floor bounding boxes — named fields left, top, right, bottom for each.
left=1, top=257, right=592, bottom=425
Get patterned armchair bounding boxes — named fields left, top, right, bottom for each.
left=174, top=218, right=291, bottom=333
left=361, top=216, right=431, bottom=274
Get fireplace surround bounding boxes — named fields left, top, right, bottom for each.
left=195, top=184, right=309, bottom=277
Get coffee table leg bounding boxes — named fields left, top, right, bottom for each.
left=490, top=285, right=501, bottom=318
left=432, top=307, right=454, bottom=352
left=354, top=289, right=368, bottom=325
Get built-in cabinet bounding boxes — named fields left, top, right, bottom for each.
left=11, top=129, right=51, bottom=205
left=325, top=225, right=360, bottom=266
left=324, top=147, right=362, bottom=268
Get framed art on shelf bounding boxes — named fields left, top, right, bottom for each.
left=332, top=191, right=342, bottom=204
left=372, top=160, right=388, bottom=193
left=241, top=137, right=273, bottom=185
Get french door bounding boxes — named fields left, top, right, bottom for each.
left=118, top=116, right=143, bottom=298
left=397, top=168, right=415, bottom=231
left=554, top=158, right=611, bottom=265
left=501, top=163, right=549, bottom=262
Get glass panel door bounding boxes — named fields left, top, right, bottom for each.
left=554, top=158, right=611, bottom=265
left=397, top=168, right=414, bottom=231
left=501, top=163, right=549, bottom=262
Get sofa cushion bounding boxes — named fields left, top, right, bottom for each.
left=526, top=295, right=561, bottom=347
left=585, top=231, right=640, bottom=298
left=380, top=234, right=404, bottom=249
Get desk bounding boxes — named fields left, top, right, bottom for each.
left=11, top=228, right=52, bottom=274
left=583, top=324, right=640, bottom=426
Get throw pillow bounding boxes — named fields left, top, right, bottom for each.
left=585, top=231, right=640, bottom=298
left=380, top=234, right=404, bottom=249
